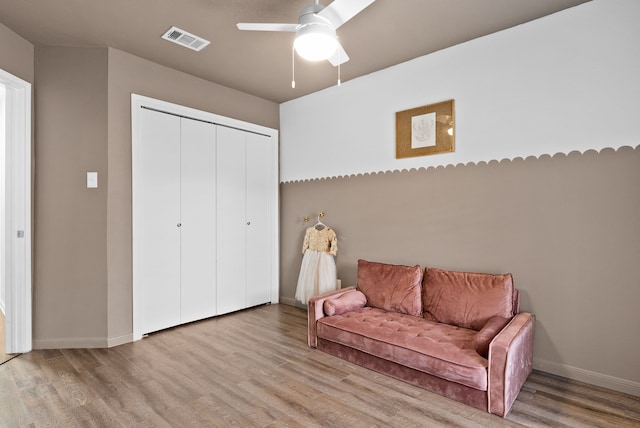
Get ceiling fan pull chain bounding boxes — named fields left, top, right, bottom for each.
left=291, top=44, right=296, bottom=89
left=337, top=39, right=342, bottom=86
left=291, top=45, right=295, bottom=88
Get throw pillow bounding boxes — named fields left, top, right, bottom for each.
left=472, top=316, right=512, bottom=357
left=323, top=290, right=367, bottom=316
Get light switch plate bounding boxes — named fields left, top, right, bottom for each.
left=87, top=172, right=98, bottom=188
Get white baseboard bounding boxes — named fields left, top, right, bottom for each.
left=279, top=296, right=306, bottom=309
left=33, top=337, right=108, bottom=349
left=107, top=333, right=133, bottom=348
left=533, top=357, right=640, bottom=397
left=0, top=297, right=5, bottom=316
left=34, top=333, right=148, bottom=349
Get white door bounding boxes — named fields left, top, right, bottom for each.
left=246, top=133, right=272, bottom=307
left=135, top=108, right=181, bottom=334
left=0, top=70, right=32, bottom=354
left=132, top=94, right=279, bottom=341
left=216, top=126, right=247, bottom=314
left=180, top=118, right=217, bottom=323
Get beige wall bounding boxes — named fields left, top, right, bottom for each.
left=280, top=147, right=640, bottom=389
left=105, top=48, right=279, bottom=344
left=33, top=46, right=109, bottom=346
left=0, top=22, right=34, bottom=83
left=30, top=45, right=279, bottom=347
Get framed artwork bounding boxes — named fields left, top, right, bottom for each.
left=396, top=99, right=455, bottom=158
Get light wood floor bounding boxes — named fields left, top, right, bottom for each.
left=0, top=310, right=20, bottom=365
left=0, top=310, right=5, bottom=361
left=1, top=304, right=638, bottom=427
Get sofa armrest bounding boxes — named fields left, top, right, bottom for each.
left=307, top=286, right=356, bottom=348
left=488, top=312, right=535, bottom=417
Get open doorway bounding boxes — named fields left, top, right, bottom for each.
left=0, top=68, right=32, bottom=356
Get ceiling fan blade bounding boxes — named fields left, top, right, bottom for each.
left=236, top=23, right=298, bottom=32
left=328, top=41, right=349, bottom=66
left=318, top=0, right=376, bottom=29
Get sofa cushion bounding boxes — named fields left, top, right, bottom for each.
left=472, top=316, right=512, bottom=357
left=357, top=259, right=423, bottom=316
left=423, top=268, right=515, bottom=331
left=324, top=290, right=367, bottom=316
left=317, top=307, right=488, bottom=390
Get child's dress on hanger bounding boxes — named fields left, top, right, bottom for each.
left=295, top=224, right=338, bottom=304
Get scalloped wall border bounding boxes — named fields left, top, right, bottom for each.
left=280, top=144, right=640, bottom=184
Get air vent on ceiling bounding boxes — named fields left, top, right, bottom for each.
left=161, top=26, right=210, bottom=52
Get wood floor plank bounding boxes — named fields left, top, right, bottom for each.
left=201, top=382, right=284, bottom=426
left=525, top=370, right=640, bottom=421
left=0, top=367, right=28, bottom=427
left=512, top=382, right=639, bottom=428
left=1, top=304, right=638, bottom=427
left=194, top=392, right=267, bottom=427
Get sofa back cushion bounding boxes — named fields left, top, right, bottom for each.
left=357, top=259, right=423, bottom=316
left=423, top=267, right=515, bottom=330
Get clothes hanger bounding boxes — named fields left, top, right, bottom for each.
left=314, top=212, right=326, bottom=230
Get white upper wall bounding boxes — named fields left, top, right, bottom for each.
left=280, top=0, right=640, bottom=183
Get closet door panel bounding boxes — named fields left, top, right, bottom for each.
left=136, top=108, right=181, bottom=334
left=216, top=126, right=247, bottom=315
left=246, top=133, right=272, bottom=306
left=180, top=118, right=217, bottom=323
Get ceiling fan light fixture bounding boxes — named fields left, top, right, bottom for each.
left=294, top=23, right=338, bottom=61
left=237, top=0, right=377, bottom=67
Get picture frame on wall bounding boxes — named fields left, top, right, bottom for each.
left=396, top=99, right=455, bottom=159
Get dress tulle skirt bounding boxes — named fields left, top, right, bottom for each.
left=295, top=250, right=337, bottom=304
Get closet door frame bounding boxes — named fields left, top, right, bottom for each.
left=131, top=94, right=279, bottom=341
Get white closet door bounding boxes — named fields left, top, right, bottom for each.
left=180, top=118, right=216, bottom=323
left=216, top=126, right=247, bottom=315
left=246, top=133, right=272, bottom=307
left=136, top=108, right=181, bottom=334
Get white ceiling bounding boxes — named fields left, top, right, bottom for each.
left=0, top=0, right=590, bottom=103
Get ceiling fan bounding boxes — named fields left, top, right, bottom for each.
left=237, top=0, right=376, bottom=66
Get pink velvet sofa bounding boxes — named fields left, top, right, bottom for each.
left=308, top=259, right=535, bottom=417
